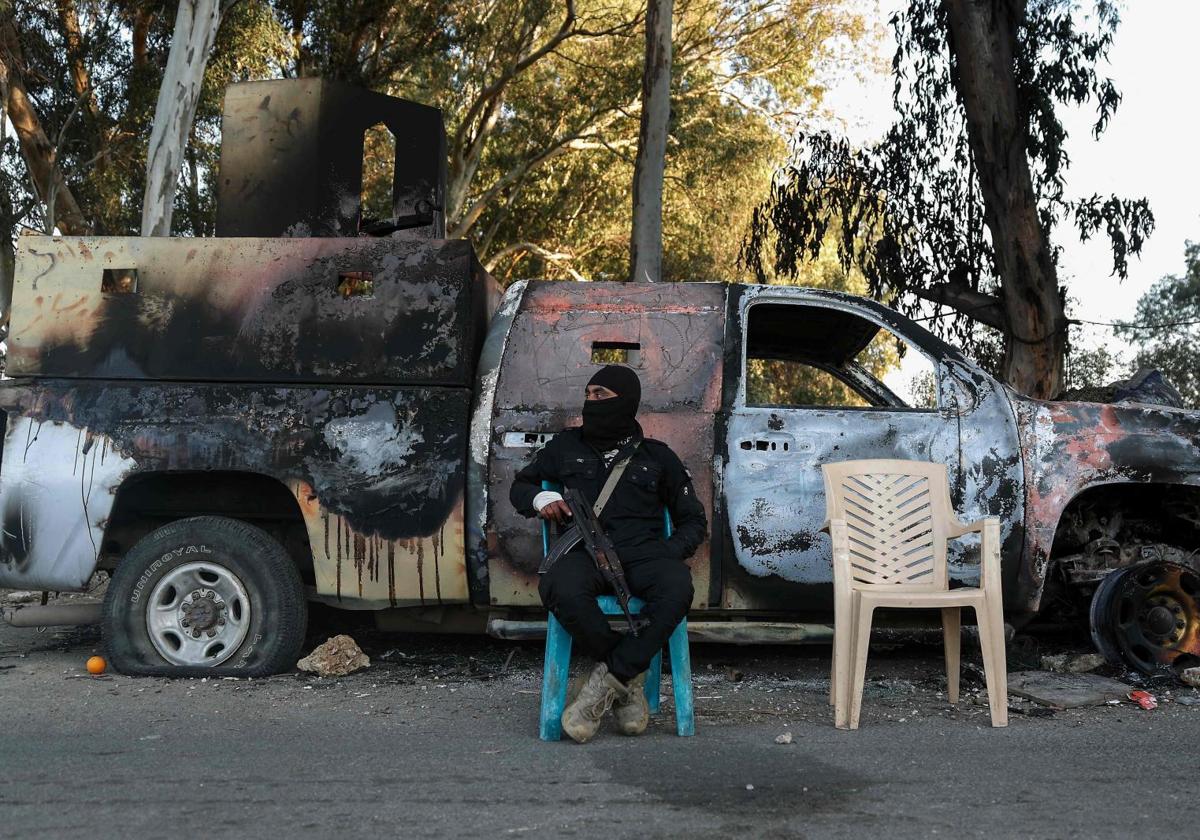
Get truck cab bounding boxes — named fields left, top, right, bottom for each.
left=480, top=280, right=1023, bottom=623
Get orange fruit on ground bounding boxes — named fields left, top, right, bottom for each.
left=86, top=656, right=106, bottom=675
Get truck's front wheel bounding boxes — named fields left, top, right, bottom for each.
left=103, top=516, right=307, bottom=677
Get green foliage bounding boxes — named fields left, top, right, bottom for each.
left=1117, top=242, right=1200, bottom=408
left=4, top=0, right=870, bottom=291
left=1063, top=337, right=1120, bottom=391
left=747, top=359, right=871, bottom=407
left=741, top=0, right=1153, bottom=354
left=329, top=0, right=868, bottom=284
left=1, top=0, right=289, bottom=237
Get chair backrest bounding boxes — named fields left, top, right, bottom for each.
left=540, top=480, right=672, bottom=557
left=820, top=459, right=956, bottom=591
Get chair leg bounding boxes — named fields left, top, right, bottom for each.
left=990, top=598, right=1010, bottom=728
left=829, top=646, right=837, bottom=707
left=832, top=586, right=853, bottom=727
left=848, top=600, right=874, bottom=730
left=942, top=606, right=961, bottom=704
left=974, top=600, right=1009, bottom=728
left=646, top=650, right=662, bottom=714
left=539, top=612, right=573, bottom=741
left=668, top=618, right=695, bottom=736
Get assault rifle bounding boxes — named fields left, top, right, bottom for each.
left=540, top=487, right=650, bottom=636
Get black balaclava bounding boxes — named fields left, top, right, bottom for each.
left=581, top=365, right=642, bottom=450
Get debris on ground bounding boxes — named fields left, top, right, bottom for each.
left=2, top=591, right=40, bottom=604
left=1008, top=704, right=1055, bottom=718
left=1040, top=653, right=1106, bottom=674
left=297, top=635, right=370, bottom=677
left=1008, top=671, right=1130, bottom=709
left=1127, top=690, right=1158, bottom=710
left=1175, top=695, right=1200, bottom=706
left=725, top=667, right=745, bottom=683
left=774, top=731, right=793, bottom=744
left=1181, top=667, right=1200, bottom=688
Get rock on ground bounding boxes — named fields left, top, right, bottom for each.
left=297, top=635, right=370, bottom=677
left=1040, top=653, right=1106, bottom=674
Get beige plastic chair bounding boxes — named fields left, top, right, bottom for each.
left=820, top=459, right=1008, bottom=729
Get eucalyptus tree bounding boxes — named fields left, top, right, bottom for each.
left=742, top=0, right=1153, bottom=398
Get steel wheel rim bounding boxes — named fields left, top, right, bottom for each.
left=145, top=561, right=251, bottom=667
left=1110, top=561, right=1200, bottom=675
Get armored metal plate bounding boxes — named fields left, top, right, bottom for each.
left=8, top=236, right=489, bottom=387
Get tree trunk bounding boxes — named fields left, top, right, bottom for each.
left=0, top=21, right=90, bottom=235
left=141, top=0, right=227, bottom=236
left=55, top=1, right=99, bottom=122
left=945, top=0, right=1066, bottom=398
left=132, top=9, right=153, bottom=67
left=628, top=0, right=673, bottom=283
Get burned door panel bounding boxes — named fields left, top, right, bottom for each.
left=720, top=288, right=1024, bottom=612
left=0, top=380, right=469, bottom=606
left=485, top=281, right=726, bottom=608
left=723, top=407, right=960, bottom=609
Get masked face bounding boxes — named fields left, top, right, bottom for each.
left=580, top=365, right=641, bottom=449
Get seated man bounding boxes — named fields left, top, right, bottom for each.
left=510, top=365, right=707, bottom=743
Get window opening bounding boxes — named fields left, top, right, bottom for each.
left=743, top=303, right=937, bottom=410
left=101, top=268, right=138, bottom=294
left=360, top=122, right=396, bottom=226
left=336, top=271, right=374, bottom=298
left=591, top=341, right=641, bottom=366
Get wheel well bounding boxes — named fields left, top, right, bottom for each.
left=1050, top=483, right=1200, bottom=558
left=101, top=471, right=314, bottom=585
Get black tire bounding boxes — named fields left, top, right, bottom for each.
left=103, top=516, right=307, bottom=677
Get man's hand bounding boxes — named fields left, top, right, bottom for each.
left=538, top=500, right=573, bottom=525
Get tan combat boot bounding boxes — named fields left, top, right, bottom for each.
left=561, top=662, right=623, bottom=743
left=613, top=671, right=650, bottom=735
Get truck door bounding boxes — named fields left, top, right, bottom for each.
left=486, top=281, right=726, bottom=610
left=720, top=291, right=1003, bottom=612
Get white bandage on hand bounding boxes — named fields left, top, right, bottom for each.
left=533, top=490, right=565, bottom=512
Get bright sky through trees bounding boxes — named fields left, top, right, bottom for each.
left=826, top=0, right=1200, bottom=372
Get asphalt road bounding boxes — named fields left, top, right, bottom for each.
left=1, top=609, right=1196, bottom=839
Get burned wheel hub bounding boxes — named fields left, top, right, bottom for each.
left=180, top=590, right=224, bottom=635
left=1145, top=603, right=1181, bottom=638
left=146, top=562, right=251, bottom=667
left=1090, top=560, right=1200, bottom=676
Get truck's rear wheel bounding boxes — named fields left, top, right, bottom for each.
left=103, top=516, right=307, bottom=677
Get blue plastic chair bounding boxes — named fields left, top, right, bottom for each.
left=538, top=481, right=695, bottom=739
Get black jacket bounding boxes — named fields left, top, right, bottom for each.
left=509, top=428, right=708, bottom=564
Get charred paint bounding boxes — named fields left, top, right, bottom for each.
left=8, top=236, right=489, bottom=387
left=1016, top=398, right=1200, bottom=610
left=485, top=281, right=724, bottom=609
left=0, top=379, right=471, bottom=604
left=215, top=79, right=446, bottom=239
left=719, top=286, right=1025, bottom=611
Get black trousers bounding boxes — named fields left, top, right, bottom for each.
left=539, top=551, right=694, bottom=683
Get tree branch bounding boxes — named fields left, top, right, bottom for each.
left=0, top=19, right=89, bottom=235
left=447, top=0, right=580, bottom=219
left=910, top=282, right=1006, bottom=332
left=485, top=240, right=587, bottom=281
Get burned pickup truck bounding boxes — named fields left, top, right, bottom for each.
left=2, top=81, right=1199, bottom=677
